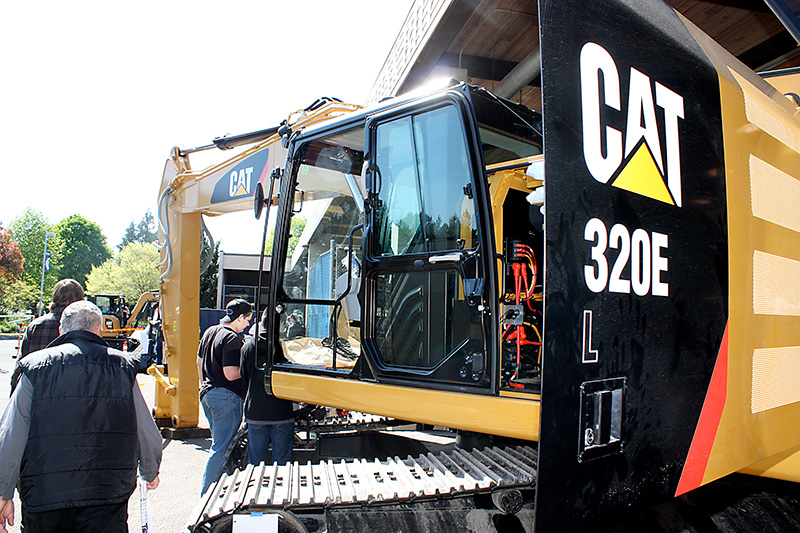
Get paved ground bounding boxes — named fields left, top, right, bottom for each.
left=0, top=338, right=209, bottom=533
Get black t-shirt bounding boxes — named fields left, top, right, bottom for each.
left=198, top=324, right=246, bottom=399
left=241, top=334, right=294, bottom=422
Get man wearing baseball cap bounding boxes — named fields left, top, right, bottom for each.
left=197, top=298, right=253, bottom=494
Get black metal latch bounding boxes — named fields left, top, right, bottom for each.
left=578, top=378, right=625, bottom=462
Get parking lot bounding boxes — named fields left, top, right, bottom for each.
left=0, top=338, right=209, bottom=533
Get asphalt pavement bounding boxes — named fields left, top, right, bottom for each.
left=0, top=338, right=210, bottom=533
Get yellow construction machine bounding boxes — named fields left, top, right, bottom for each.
left=89, top=290, right=158, bottom=352
left=155, top=0, right=800, bottom=530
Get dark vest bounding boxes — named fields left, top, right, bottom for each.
left=19, top=330, right=139, bottom=512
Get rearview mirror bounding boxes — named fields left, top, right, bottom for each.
left=253, top=182, right=265, bottom=219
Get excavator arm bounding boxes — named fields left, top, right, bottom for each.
left=153, top=100, right=362, bottom=427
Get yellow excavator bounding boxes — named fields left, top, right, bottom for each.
left=89, top=290, right=158, bottom=352
left=155, top=0, right=800, bottom=530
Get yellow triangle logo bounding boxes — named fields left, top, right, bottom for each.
left=611, top=142, right=675, bottom=205
left=233, top=184, right=248, bottom=197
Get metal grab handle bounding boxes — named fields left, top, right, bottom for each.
left=335, top=224, right=364, bottom=303
left=428, top=253, right=463, bottom=264
left=292, top=189, right=305, bottom=214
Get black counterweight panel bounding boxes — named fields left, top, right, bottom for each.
left=536, top=0, right=728, bottom=530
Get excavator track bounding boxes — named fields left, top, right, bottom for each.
left=189, top=445, right=537, bottom=529
left=298, top=410, right=399, bottom=434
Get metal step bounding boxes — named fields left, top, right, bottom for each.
left=189, top=445, right=537, bottom=527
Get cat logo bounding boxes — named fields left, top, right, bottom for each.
left=210, top=149, right=270, bottom=205
left=580, top=42, right=685, bottom=207
left=229, top=167, right=253, bottom=198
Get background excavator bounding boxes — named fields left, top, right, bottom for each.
left=153, top=0, right=800, bottom=530
left=88, top=290, right=158, bottom=353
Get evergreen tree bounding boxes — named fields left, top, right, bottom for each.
left=136, top=209, right=157, bottom=244
left=118, top=222, right=138, bottom=250
left=199, top=240, right=220, bottom=309
left=119, top=209, right=158, bottom=250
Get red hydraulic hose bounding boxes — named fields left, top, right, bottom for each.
left=509, top=263, right=524, bottom=389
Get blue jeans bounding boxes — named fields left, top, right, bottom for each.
left=200, top=387, right=243, bottom=494
left=247, top=421, right=294, bottom=465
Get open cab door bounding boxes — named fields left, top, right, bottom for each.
left=537, top=0, right=800, bottom=530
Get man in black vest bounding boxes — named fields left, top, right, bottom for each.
left=0, top=300, right=162, bottom=532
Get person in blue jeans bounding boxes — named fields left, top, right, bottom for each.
left=197, top=299, right=253, bottom=494
left=241, top=311, right=295, bottom=465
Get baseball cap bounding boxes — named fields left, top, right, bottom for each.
left=221, top=298, right=253, bottom=323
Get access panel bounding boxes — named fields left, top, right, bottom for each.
left=536, top=0, right=728, bottom=530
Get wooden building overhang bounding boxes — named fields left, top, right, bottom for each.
left=368, top=0, right=800, bottom=111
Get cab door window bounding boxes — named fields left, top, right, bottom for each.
left=366, top=102, right=489, bottom=387
left=374, top=106, right=478, bottom=256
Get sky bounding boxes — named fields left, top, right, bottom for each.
left=0, top=0, right=413, bottom=253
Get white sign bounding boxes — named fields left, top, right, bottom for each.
left=232, top=512, right=279, bottom=533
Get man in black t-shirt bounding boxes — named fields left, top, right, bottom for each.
left=197, top=299, right=253, bottom=495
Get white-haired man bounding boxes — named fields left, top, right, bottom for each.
left=0, top=300, right=162, bottom=532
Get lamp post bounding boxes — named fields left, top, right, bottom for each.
left=38, top=232, right=55, bottom=316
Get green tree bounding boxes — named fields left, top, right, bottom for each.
left=54, top=215, right=112, bottom=287
left=199, top=240, right=220, bottom=308
left=86, top=242, right=160, bottom=303
left=9, top=208, right=59, bottom=293
left=264, top=216, right=307, bottom=256
left=0, top=279, right=38, bottom=313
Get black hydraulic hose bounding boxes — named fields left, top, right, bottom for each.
left=212, top=126, right=280, bottom=151
left=304, top=96, right=343, bottom=112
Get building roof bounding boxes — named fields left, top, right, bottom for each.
left=369, top=0, right=800, bottom=111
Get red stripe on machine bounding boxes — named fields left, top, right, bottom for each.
left=675, top=323, right=729, bottom=496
